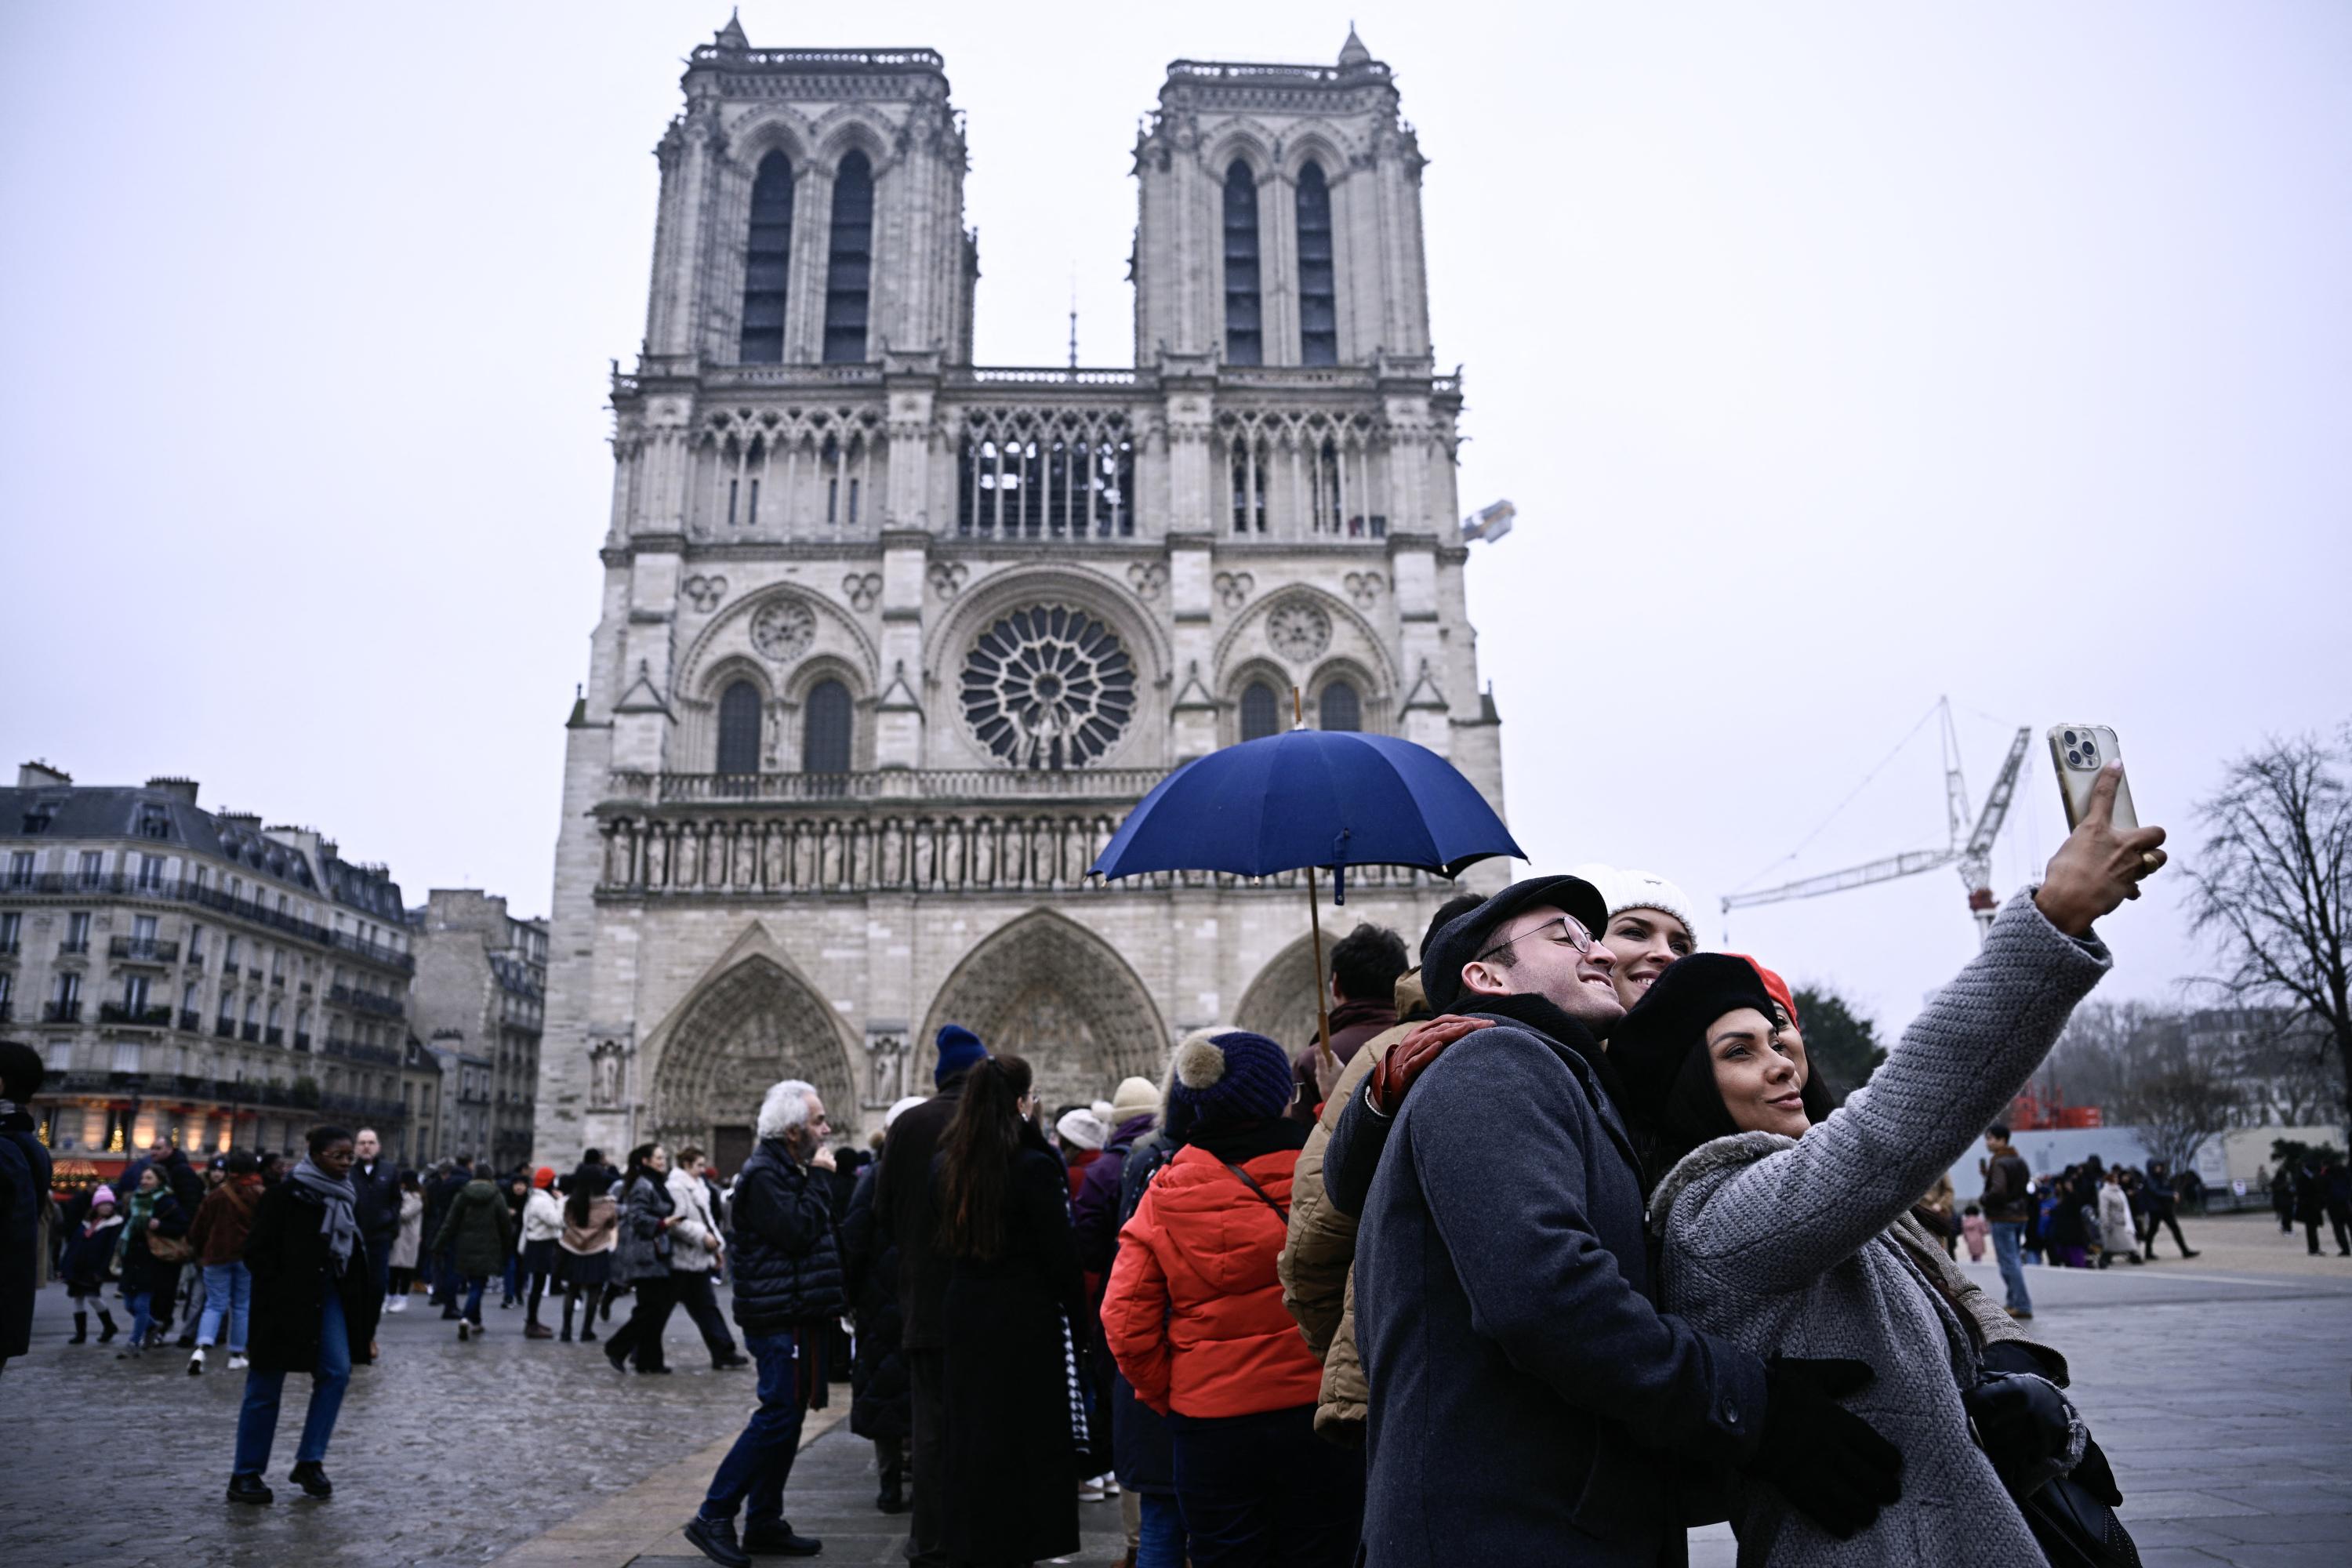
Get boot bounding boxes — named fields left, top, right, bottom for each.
left=97, top=1311, right=119, bottom=1343
left=227, top=1473, right=274, bottom=1506
left=877, top=1464, right=906, bottom=1514
left=289, top=1460, right=333, bottom=1499
left=71, top=1312, right=88, bottom=1345
left=526, top=1321, right=554, bottom=1340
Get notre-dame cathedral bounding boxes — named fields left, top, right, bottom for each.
left=535, top=18, right=1510, bottom=1167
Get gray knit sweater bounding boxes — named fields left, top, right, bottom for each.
left=1646, top=889, right=2110, bottom=1566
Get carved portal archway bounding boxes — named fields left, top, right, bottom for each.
left=919, top=910, right=1169, bottom=1112
left=1232, top=927, right=1335, bottom=1058
left=648, top=955, right=860, bottom=1165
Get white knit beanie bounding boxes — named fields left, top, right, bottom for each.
left=1570, top=862, right=1701, bottom=943
left=1055, top=1108, right=1108, bottom=1151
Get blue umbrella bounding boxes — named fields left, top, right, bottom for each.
left=1090, top=728, right=1525, bottom=898
left=1090, top=728, right=1523, bottom=1069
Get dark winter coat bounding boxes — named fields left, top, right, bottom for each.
left=728, top=1140, right=844, bottom=1334
left=613, top=1172, right=676, bottom=1285
left=423, top=1167, right=473, bottom=1254
left=243, top=1179, right=381, bottom=1374
left=873, top=1070, right=966, bottom=1351
left=1980, top=1149, right=2033, bottom=1224
left=1072, top=1111, right=1155, bottom=1276
left=1324, top=998, right=1766, bottom=1568
left=64, top=1216, right=122, bottom=1292
left=350, top=1157, right=402, bottom=1240
left=116, top=1190, right=190, bottom=1296
left=154, top=1149, right=207, bottom=1215
left=939, top=1123, right=1087, bottom=1566
left=841, top=1160, right=909, bottom=1443
left=0, top=1112, right=54, bottom=1358
left=433, top=1178, right=514, bottom=1278
left=1290, top=996, right=1401, bottom=1123
left=1111, top=1123, right=1178, bottom=1494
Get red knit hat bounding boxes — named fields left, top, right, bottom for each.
left=1730, top=955, right=1800, bottom=1028
left=532, top=1166, right=557, bottom=1189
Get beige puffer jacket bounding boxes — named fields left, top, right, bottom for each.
left=1279, top=968, right=1426, bottom=1443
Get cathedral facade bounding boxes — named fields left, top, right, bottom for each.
left=535, top=20, right=1509, bottom=1170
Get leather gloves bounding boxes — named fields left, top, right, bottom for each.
left=1745, top=1357, right=1904, bottom=1540
left=1365, top=1016, right=1493, bottom=1115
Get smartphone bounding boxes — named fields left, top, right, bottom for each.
left=2047, top=724, right=2139, bottom=833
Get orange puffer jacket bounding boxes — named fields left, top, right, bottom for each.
left=1102, top=1142, right=1323, bottom=1419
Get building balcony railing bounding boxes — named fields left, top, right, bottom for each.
left=43, top=1000, right=82, bottom=1023
left=178, top=1008, right=201, bottom=1032
left=108, top=936, right=180, bottom=964
left=0, top=873, right=415, bottom=975
left=607, top=766, right=1172, bottom=808
left=214, top=1018, right=235, bottom=1039
left=0, top=937, right=19, bottom=956
left=183, top=950, right=204, bottom=971
left=58, top=938, right=89, bottom=956
left=328, top=983, right=405, bottom=1018
left=294, top=1033, right=312, bottom=1052
left=97, top=1002, right=172, bottom=1027
left=321, top=1036, right=402, bottom=1068
left=269, top=971, right=285, bottom=988
left=240, top=1022, right=260, bottom=1043
left=0, top=1002, right=12, bottom=1022
left=263, top=1026, right=283, bottom=1046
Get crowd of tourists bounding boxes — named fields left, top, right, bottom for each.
left=0, top=764, right=2250, bottom=1565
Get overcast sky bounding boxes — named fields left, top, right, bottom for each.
left=4, top=2, right=2346, bottom=1039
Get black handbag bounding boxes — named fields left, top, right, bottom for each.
left=2020, top=1469, right=2142, bottom=1568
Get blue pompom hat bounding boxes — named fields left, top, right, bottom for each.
left=933, top=1023, right=988, bottom=1087
left=1163, top=1029, right=1294, bottom=1142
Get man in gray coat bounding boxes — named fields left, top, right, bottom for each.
left=1323, top=875, right=1900, bottom=1566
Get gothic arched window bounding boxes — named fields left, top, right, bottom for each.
left=1240, top=681, right=1281, bottom=742
left=823, top=152, right=874, bottom=364
left=1297, top=162, right=1337, bottom=365
left=717, top=680, right=763, bottom=775
left=1319, top=680, right=1362, bottom=733
left=1223, top=161, right=1261, bottom=366
left=802, top=678, right=852, bottom=775
left=739, top=152, right=793, bottom=363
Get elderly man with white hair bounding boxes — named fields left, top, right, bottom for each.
left=682, top=1080, right=848, bottom=1568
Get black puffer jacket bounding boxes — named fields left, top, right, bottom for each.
left=728, top=1138, right=844, bottom=1335
left=842, top=1160, right=909, bottom=1442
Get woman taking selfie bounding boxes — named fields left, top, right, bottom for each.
left=1613, top=765, right=2160, bottom=1564
left=935, top=1054, right=1087, bottom=1567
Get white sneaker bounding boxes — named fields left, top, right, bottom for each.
left=1076, top=1478, right=1105, bottom=1501
left=1101, top=1474, right=1120, bottom=1496
left=390, top=1297, right=408, bottom=1313
left=187, top=1348, right=205, bottom=1376
left=227, top=1354, right=249, bottom=1370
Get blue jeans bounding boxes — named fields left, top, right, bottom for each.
left=502, top=1253, right=520, bottom=1305
left=1169, top=1405, right=1362, bottom=1568
left=460, top=1275, right=488, bottom=1323
left=1991, top=1220, right=2033, bottom=1315
left=198, top=1262, right=253, bottom=1353
left=701, top=1327, right=809, bottom=1529
left=126, top=1290, right=155, bottom=1346
left=233, top=1289, right=350, bottom=1475
left=1138, top=1490, right=1189, bottom=1568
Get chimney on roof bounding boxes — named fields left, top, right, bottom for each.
left=217, top=811, right=263, bottom=829
left=145, top=776, right=201, bottom=804
left=18, top=760, right=71, bottom=789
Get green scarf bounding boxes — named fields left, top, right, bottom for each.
left=117, top=1185, right=162, bottom=1267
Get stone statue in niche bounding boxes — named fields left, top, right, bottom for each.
left=866, top=1035, right=907, bottom=1106
left=590, top=1042, right=626, bottom=1109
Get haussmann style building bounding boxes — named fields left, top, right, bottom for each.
left=536, top=20, right=1510, bottom=1171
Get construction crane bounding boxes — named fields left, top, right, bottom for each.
left=1722, top=699, right=2032, bottom=945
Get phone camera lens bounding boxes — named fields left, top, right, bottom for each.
left=2063, top=730, right=2078, bottom=746
left=2082, top=745, right=2099, bottom=765
left=2067, top=749, right=2083, bottom=767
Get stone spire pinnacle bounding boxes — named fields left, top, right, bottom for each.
left=714, top=9, right=749, bottom=51
left=1338, top=24, right=1371, bottom=67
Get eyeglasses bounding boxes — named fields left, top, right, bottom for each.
left=1475, top=914, right=1597, bottom=963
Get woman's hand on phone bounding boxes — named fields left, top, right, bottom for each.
left=2035, top=763, right=2166, bottom=935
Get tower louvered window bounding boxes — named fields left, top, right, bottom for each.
left=717, top=680, right=762, bottom=775
left=803, top=679, right=852, bottom=775
left=1240, top=681, right=1281, bottom=742
left=823, top=152, right=874, bottom=364
left=1223, top=162, right=1261, bottom=366
left=1297, top=163, right=1337, bottom=365
left=1319, top=681, right=1361, bottom=732
left=739, top=152, right=793, bottom=363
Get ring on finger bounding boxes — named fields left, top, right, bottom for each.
left=2136, top=850, right=2163, bottom=875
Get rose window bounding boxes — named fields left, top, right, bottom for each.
left=960, top=605, right=1137, bottom=770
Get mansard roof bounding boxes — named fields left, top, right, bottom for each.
left=0, top=782, right=321, bottom=894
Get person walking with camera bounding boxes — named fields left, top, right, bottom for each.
left=681, top=1083, right=843, bottom=1566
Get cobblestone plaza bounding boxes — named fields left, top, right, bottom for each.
left=2, top=1214, right=2345, bottom=1566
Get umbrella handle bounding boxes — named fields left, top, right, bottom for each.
left=1305, top=867, right=1334, bottom=1073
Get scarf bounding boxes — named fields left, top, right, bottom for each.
left=117, top=1185, right=162, bottom=1267
left=1465, top=991, right=1631, bottom=1110
left=289, top=1156, right=360, bottom=1276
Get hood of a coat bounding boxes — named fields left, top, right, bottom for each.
left=462, top=1178, right=496, bottom=1203
left=1644, top=1128, right=1796, bottom=1235
left=1390, top=966, right=1429, bottom=1023
left=1146, top=1143, right=1298, bottom=1296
